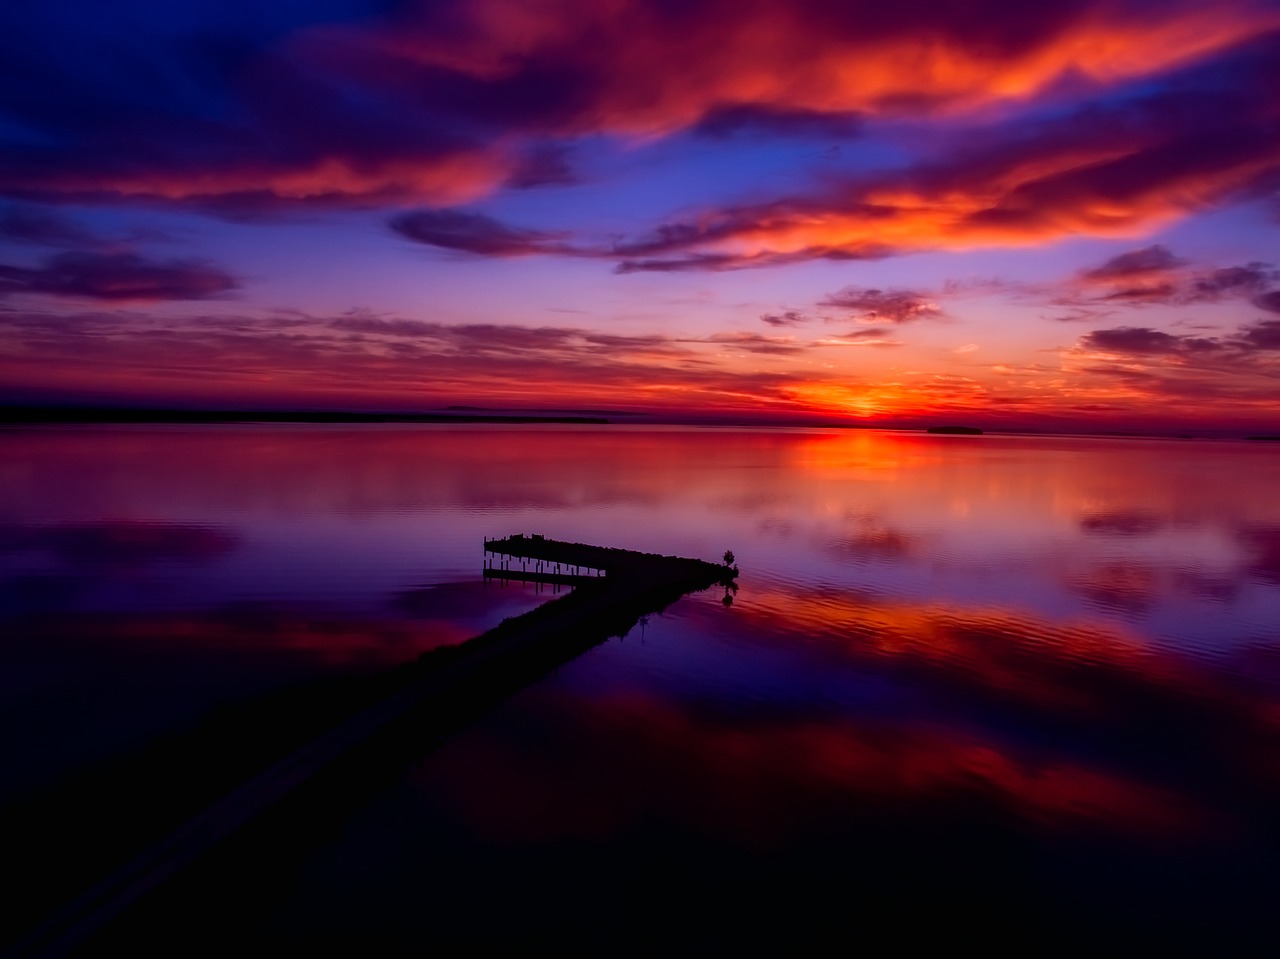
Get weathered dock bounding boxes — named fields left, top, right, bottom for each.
left=9, top=536, right=737, bottom=957
left=483, top=533, right=731, bottom=588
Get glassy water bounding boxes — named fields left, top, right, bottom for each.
left=3, top=424, right=1279, bottom=946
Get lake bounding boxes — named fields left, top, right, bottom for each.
left=3, top=424, right=1279, bottom=949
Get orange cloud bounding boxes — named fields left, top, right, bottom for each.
left=615, top=120, right=1280, bottom=269
left=7, top=0, right=1277, bottom=212
left=358, top=0, right=1280, bottom=135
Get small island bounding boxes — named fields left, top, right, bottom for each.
left=926, top=425, right=984, bottom=435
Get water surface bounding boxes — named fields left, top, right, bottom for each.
left=3, top=424, right=1278, bottom=946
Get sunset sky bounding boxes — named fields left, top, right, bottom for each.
left=2, top=0, right=1279, bottom=432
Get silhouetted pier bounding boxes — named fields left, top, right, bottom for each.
left=11, top=536, right=737, bottom=957
left=484, top=533, right=730, bottom=589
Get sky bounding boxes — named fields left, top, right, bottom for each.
left=1, top=0, right=1279, bottom=433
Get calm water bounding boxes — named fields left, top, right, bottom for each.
left=3, top=424, right=1279, bottom=946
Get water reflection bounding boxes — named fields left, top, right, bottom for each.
left=0, top=425, right=1278, bottom=947
left=268, top=571, right=1280, bottom=946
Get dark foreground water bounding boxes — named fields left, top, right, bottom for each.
left=3, top=425, right=1279, bottom=948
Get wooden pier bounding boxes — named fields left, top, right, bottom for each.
left=483, top=533, right=730, bottom=588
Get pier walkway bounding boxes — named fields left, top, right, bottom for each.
left=483, top=533, right=729, bottom=587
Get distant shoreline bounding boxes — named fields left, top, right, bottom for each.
left=0, top=407, right=609, bottom=426
left=1, top=405, right=1277, bottom=441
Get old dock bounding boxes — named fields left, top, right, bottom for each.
left=13, top=536, right=737, bottom=958
left=484, top=533, right=730, bottom=588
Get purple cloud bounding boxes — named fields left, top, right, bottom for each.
left=0, top=251, right=237, bottom=301
left=760, top=310, right=810, bottom=327
left=1069, top=246, right=1279, bottom=308
left=0, top=204, right=97, bottom=247
left=1238, top=319, right=1280, bottom=350
left=693, top=104, right=863, bottom=139
left=391, top=210, right=572, bottom=256
left=1081, top=327, right=1210, bottom=355
left=820, top=287, right=941, bottom=324
left=1081, top=245, right=1186, bottom=282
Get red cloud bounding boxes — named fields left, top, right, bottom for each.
left=353, top=0, right=1280, bottom=135
left=2, top=0, right=1277, bottom=217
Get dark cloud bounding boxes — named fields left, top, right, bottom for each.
left=820, top=287, right=941, bottom=324
left=693, top=104, right=863, bottom=139
left=0, top=251, right=237, bottom=301
left=0, top=10, right=506, bottom=211
left=1048, top=307, right=1113, bottom=324
left=390, top=210, right=572, bottom=256
left=1255, top=290, right=1280, bottom=314
left=702, top=332, right=803, bottom=355
left=761, top=310, right=809, bottom=327
left=835, top=328, right=894, bottom=342
left=1066, top=246, right=1280, bottom=309
left=1238, top=319, right=1280, bottom=350
left=1192, top=263, right=1277, bottom=298
left=505, top=144, right=578, bottom=189
left=0, top=204, right=97, bottom=247
left=614, top=248, right=889, bottom=273
left=1081, top=327, right=1213, bottom=355
left=1098, top=282, right=1180, bottom=304
left=1081, top=245, right=1186, bottom=282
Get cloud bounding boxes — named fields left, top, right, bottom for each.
left=1191, top=263, right=1277, bottom=298
left=760, top=310, right=809, bottom=327
left=1066, top=320, right=1280, bottom=416
left=692, top=104, right=863, bottom=139
left=1080, top=326, right=1217, bottom=355
left=0, top=304, right=871, bottom=416
left=1080, top=245, right=1187, bottom=283
left=590, top=36, right=1280, bottom=269
left=390, top=209, right=572, bottom=256
left=612, top=246, right=893, bottom=273
left=0, top=204, right=98, bottom=247
left=504, top=144, right=577, bottom=189
left=1069, top=246, right=1279, bottom=307
left=1256, top=291, right=1280, bottom=314
left=0, top=251, right=237, bottom=301
left=1239, top=319, right=1280, bottom=350
left=348, top=0, right=1279, bottom=136
left=701, top=332, right=803, bottom=355
left=820, top=287, right=942, bottom=324
left=1, top=0, right=1274, bottom=222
